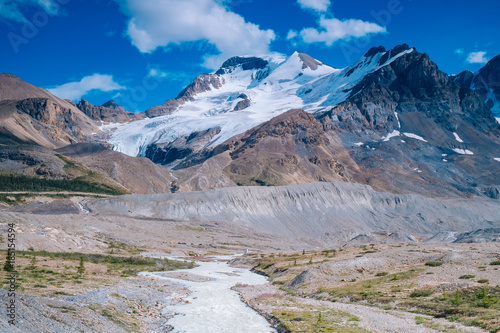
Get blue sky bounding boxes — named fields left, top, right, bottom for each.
left=1, top=0, right=499, bottom=112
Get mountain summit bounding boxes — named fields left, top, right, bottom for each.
left=107, top=45, right=500, bottom=197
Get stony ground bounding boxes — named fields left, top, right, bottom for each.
left=0, top=197, right=499, bottom=332
left=240, top=243, right=500, bottom=332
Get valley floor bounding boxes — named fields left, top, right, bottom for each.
left=0, top=195, right=499, bottom=332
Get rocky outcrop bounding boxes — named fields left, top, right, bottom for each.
left=471, top=55, right=500, bottom=116
left=11, top=97, right=91, bottom=145
left=215, top=56, right=269, bottom=75
left=0, top=74, right=98, bottom=148
left=76, top=99, right=144, bottom=123
left=234, top=97, right=250, bottom=111
left=297, top=52, right=324, bottom=70
left=451, top=70, right=474, bottom=89
left=146, top=74, right=225, bottom=117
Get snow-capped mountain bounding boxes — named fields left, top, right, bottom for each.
left=108, top=47, right=414, bottom=157
left=101, top=44, right=500, bottom=197
left=0, top=44, right=499, bottom=198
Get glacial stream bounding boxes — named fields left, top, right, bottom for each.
left=139, top=256, right=277, bottom=333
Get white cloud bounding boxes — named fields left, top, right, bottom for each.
left=454, top=48, right=464, bottom=55
left=287, top=30, right=298, bottom=40
left=148, top=68, right=168, bottom=78
left=466, top=51, right=489, bottom=64
left=297, top=0, right=331, bottom=12
left=299, top=16, right=386, bottom=46
left=47, top=74, right=126, bottom=101
left=147, top=67, right=193, bottom=81
left=0, top=0, right=60, bottom=23
left=116, top=0, right=276, bottom=69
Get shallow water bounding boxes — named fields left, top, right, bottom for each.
left=140, top=257, right=276, bottom=333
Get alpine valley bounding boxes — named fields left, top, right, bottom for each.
left=1, top=45, right=500, bottom=332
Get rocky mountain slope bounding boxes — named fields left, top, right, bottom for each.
left=453, top=54, right=500, bottom=120
left=56, top=143, right=174, bottom=194
left=0, top=75, right=173, bottom=194
left=0, top=74, right=98, bottom=148
left=107, top=45, right=500, bottom=197
left=2, top=45, right=499, bottom=198
left=74, top=99, right=145, bottom=123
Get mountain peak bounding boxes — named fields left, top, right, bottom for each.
left=364, top=46, right=386, bottom=58
left=0, top=73, right=20, bottom=79
left=296, top=52, right=323, bottom=70
left=102, top=99, right=120, bottom=109
left=215, top=56, right=269, bottom=75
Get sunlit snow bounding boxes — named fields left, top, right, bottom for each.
left=403, top=132, right=427, bottom=142
left=453, top=132, right=464, bottom=143
left=382, top=130, right=400, bottom=141
left=109, top=48, right=416, bottom=157
left=452, top=148, right=474, bottom=155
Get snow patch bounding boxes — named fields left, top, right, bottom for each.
left=403, top=133, right=427, bottom=142
left=394, top=111, right=401, bottom=128
left=494, top=158, right=500, bottom=162
left=452, top=148, right=474, bottom=155
left=453, top=132, right=464, bottom=143
left=382, top=130, right=400, bottom=142
left=354, top=142, right=364, bottom=147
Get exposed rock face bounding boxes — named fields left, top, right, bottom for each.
left=0, top=74, right=98, bottom=148
left=144, top=127, right=221, bottom=165
left=451, top=70, right=474, bottom=88
left=312, top=47, right=500, bottom=197
left=76, top=99, right=144, bottom=123
left=472, top=55, right=500, bottom=116
left=233, top=97, right=250, bottom=111
left=146, top=74, right=225, bottom=117
left=176, top=74, right=224, bottom=100
left=215, top=56, right=269, bottom=75
left=145, top=99, right=183, bottom=118
left=224, top=109, right=350, bottom=186
left=297, top=52, right=323, bottom=70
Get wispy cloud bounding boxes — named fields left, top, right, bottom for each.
left=293, top=16, right=386, bottom=46
left=286, top=30, right=298, bottom=40
left=466, top=51, right=489, bottom=64
left=0, top=0, right=60, bottom=23
left=297, top=0, right=331, bottom=12
left=47, top=74, right=126, bottom=100
left=454, top=48, right=464, bottom=55
left=115, top=0, right=276, bottom=69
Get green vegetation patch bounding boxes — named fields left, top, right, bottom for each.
left=401, top=286, right=500, bottom=332
left=424, top=261, right=443, bottom=267
left=0, top=173, right=128, bottom=195
left=321, top=269, right=422, bottom=304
